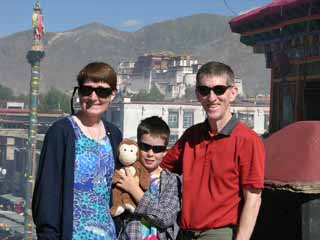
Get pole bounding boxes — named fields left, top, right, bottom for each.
left=24, top=2, right=45, bottom=239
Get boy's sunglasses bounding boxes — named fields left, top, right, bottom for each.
left=138, top=142, right=167, bottom=153
left=196, top=85, right=231, bottom=97
left=78, top=85, right=113, bottom=98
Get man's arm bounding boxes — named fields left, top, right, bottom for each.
left=235, top=188, right=262, bottom=240
left=236, top=131, right=265, bottom=240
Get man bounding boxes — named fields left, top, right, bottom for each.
left=161, top=61, right=265, bottom=240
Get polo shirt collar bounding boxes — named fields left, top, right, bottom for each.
left=203, top=114, right=239, bottom=137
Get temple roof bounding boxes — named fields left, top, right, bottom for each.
left=230, top=0, right=320, bottom=34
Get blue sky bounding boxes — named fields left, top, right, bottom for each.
left=1, top=0, right=271, bottom=37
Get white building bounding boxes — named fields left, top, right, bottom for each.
left=118, top=54, right=201, bottom=99
left=6, top=102, right=25, bottom=110
left=184, top=73, right=197, bottom=86
left=117, top=61, right=135, bottom=91
left=105, top=98, right=269, bottom=146
left=234, top=78, right=245, bottom=96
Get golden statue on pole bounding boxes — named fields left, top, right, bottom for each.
left=31, top=1, right=45, bottom=51
left=25, top=2, right=45, bottom=239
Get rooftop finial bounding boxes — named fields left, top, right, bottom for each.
left=34, top=1, right=41, bottom=11
left=32, top=1, right=45, bottom=51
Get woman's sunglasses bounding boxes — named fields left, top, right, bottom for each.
left=78, top=85, right=113, bottom=98
left=138, top=142, right=167, bottom=153
left=196, top=85, right=231, bottom=97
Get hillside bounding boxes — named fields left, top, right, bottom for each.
left=0, top=14, right=270, bottom=96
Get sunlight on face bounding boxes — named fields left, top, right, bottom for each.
left=139, top=134, right=167, bottom=175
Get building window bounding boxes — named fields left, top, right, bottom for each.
left=304, top=81, right=320, bottom=121
left=16, top=151, right=24, bottom=172
left=238, top=112, right=254, bottom=129
left=168, top=134, right=178, bottom=147
left=168, top=111, right=179, bottom=128
left=183, top=111, right=193, bottom=128
left=264, top=114, right=269, bottom=131
left=111, top=109, right=121, bottom=128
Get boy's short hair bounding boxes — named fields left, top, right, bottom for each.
left=137, top=116, right=170, bottom=146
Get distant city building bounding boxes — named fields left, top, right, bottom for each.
left=0, top=108, right=65, bottom=133
left=117, top=53, right=250, bottom=100
left=133, top=52, right=175, bottom=75
left=117, top=61, right=135, bottom=91
left=105, top=98, right=270, bottom=146
left=234, top=78, right=244, bottom=97
left=6, top=102, right=25, bottom=110
left=0, top=108, right=64, bottom=198
left=184, top=73, right=197, bottom=86
left=117, top=52, right=201, bottom=98
left=118, top=61, right=135, bottom=74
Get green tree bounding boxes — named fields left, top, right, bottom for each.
left=146, top=84, right=165, bottom=101
left=131, top=89, right=149, bottom=101
left=40, top=87, right=70, bottom=113
left=14, top=94, right=29, bottom=107
left=0, top=84, right=14, bottom=101
left=131, top=84, right=165, bottom=102
left=182, top=85, right=197, bottom=101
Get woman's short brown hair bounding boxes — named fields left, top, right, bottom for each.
left=77, top=62, right=117, bottom=90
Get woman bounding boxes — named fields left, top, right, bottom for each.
left=32, top=62, right=122, bottom=240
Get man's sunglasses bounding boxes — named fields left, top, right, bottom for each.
left=138, top=142, right=167, bottom=153
left=196, top=85, right=231, bottom=97
left=78, top=85, right=113, bottom=98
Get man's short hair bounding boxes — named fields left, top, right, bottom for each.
left=196, top=61, right=235, bottom=86
left=137, top=116, right=170, bottom=146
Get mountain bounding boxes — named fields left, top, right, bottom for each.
left=0, top=14, right=270, bottom=97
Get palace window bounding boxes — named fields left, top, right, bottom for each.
left=168, top=111, right=179, bottom=128
left=183, top=110, right=194, bottom=128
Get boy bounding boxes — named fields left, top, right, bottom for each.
left=116, top=116, right=181, bottom=240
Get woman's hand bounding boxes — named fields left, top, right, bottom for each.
left=116, top=168, right=145, bottom=203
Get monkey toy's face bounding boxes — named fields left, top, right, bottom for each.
left=118, top=142, right=139, bottom=166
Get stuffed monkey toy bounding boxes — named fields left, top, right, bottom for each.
left=110, top=139, right=150, bottom=216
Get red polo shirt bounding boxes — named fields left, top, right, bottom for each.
left=161, top=116, right=265, bottom=230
